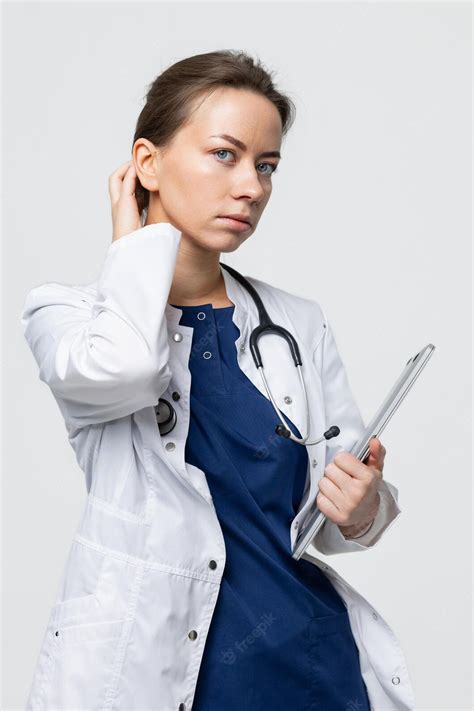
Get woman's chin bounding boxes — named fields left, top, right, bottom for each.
left=188, top=227, right=252, bottom=253
left=217, top=233, right=251, bottom=253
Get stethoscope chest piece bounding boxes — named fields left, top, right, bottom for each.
left=154, top=398, right=177, bottom=435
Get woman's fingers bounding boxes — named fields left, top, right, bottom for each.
left=108, top=160, right=134, bottom=204
left=109, top=160, right=142, bottom=243
left=121, top=162, right=137, bottom=197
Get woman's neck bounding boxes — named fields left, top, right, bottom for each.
left=167, top=242, right=234, bottom=308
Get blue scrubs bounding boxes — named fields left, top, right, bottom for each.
left=170, top=302, right=371, bottom=710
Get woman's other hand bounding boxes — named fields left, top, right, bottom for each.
left=316, top=437, right=385, bottom=530
left=109, top=160, right=141, bottom=243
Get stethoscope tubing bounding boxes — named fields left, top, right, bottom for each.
left=220, top=262, right=335, bottom=447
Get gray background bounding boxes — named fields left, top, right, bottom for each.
left=3, top=1, right=472, bottom=709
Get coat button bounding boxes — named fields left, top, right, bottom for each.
left=188, top=630, right=198, bottom=640
left=372, top=612, right=378, bottom=620
left=391, top=676, right=400, bottom=685
left=173, top=332, right=183, bottom=342
left=178, top=705, right=186, bottom=711
left=312, top=459, right=317, bottom=467
left=208, top=559, right=217, bottom=569
left=172, top=391, right=180, bottom=401
left=165, top=442, right=176, bottom=451
left=284, top=395, right=292, bottom=404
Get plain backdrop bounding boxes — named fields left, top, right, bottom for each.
left=2, top=2, right=472, bottom=709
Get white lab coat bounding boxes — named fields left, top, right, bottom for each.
left=21, top=222, right=416, bottom=710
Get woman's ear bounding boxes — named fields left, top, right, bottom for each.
left=133, top=139, right=160, bottom=193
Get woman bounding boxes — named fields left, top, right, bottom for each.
left=22, top=50, right=415, bottom=710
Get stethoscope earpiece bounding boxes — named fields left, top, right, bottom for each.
left=275, top=423, right=340, bottom=445
left=275, top=424, right=292, bottom=438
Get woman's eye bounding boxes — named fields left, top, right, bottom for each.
left=258, top=162, right=278, bottom=176
left=213, top=149, right=278, bottom=176
left=214, top=149, right=233, bottom=162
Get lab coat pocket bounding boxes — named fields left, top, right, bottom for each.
left=305, top=610, right=370, bottom=710
left=51, top=538, right=106, bottom=625
left=27, top=542, right=138, bottom=709
left=34, top=617, right=125, bottom=710
left=26, top=604, right=126, bottom=710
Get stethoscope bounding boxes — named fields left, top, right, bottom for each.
left=155, top=262, right=341, bottom=448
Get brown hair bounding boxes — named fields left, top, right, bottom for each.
left=131, top=49, right=297, bottom=224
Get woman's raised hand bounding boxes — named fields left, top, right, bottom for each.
left=109, top=160, right=142, bottom=243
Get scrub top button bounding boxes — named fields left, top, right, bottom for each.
left=165, top=442, right=176, bottom=451
left=391, top=676, right=400, bottom=685
left=197, top=312, right=206, bottom=320
left=203, top=351, right=212, bottom=359
left=173, top=332, right=183, bottom=342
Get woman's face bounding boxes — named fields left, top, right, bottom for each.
left=135, top=86, right=283, bottom=253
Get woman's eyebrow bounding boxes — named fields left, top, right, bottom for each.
left=209, top=134, right=281, bottom=159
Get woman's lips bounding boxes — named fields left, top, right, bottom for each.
left=217, top=217, right=252, bottom=231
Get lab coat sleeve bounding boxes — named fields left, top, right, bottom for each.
left=309, top=307, right=402, bottom=555
left=20, top=222, right=182, bottom=429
